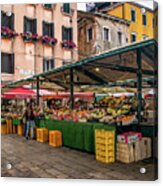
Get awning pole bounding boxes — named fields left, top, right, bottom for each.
left=36, top=77, right=40, bottom=106
left=137, top=48, right=142, bottom=125
left=70, top=68, right=74, bottom=110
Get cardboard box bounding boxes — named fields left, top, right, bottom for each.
left=117, top=132, right=142, bottom=144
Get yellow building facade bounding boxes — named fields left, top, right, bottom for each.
left=105, top=2, right=158, bottom=42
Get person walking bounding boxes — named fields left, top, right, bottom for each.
left=24, top=103, right=35, bottom=140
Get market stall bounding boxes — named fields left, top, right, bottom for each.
left=2, top=39, right=158, bottom=162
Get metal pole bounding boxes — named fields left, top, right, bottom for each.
left=70, top=68, right=74, bottom=110
left=136, top=48, right=142, bottom=124
left=36, top=77, right=40, bottom=106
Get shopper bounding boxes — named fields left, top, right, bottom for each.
left=24, top=103, right=35, bottom=140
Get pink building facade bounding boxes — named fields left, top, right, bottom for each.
left=1, top=4, right=78, bottom=83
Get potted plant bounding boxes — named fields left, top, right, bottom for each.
left=61, top=40, right=76, bottom=49
left=1, top=26, right=18, bottom=39
left=21, top=31, right=40, bottom=42
left=41, top=35, right=58, bottom=46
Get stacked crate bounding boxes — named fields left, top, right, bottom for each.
left=95, top=129, right=115, bottom=163
left=17, top=124, right=24, bottom=136
left=116, top=137, right=152, bottom=163
left=1, top=124, right=7, bottom=134
left=36, top=128, right=49, bottom=142
left=49, top=130, right=62, bottom=147
left=6, top=119, right=12, bottom=134
left=116, top=143, right=135, bottom=163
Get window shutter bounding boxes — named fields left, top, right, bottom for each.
left=62, top=26, right=65, bottom=41
left=33, top=19, right=37, bottom=34
left=11, top=54, right=14, bottom=74
left=1, top=53, right=5, bottom=73
left=51, top=23, right=54, bottom=37
left=51, top=59, right=54, bottom=69
left=42, top=21, right=45, bottom=36
left=11, top=13, right=14, bottom=30
left=24, top=16, right=27, bottom=32
left=69, top=28, right=73, bottom=40
left=1, top=11, right=5, bottom=26
left=43, top=59, right=45, bottom=72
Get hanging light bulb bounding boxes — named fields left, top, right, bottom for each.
left=95, top=67, right=100, bottom=72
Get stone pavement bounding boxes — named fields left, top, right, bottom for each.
left=1, top=134, right=156, bottom=180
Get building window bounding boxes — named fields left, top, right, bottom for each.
left=131, top=9, right=136, bottom=22
left=63, top=3, right=70, bottom=14
left=103, top=27, right=109, bottom=41
left=43, top=59, right=54, bottom=72
left=43, top=4, right=52, bottom=9
left=1, top=53, right=14, bottom=74
left=87, top=28, right=93, bottom=42
left=142, top=35, right=148, bottom=40
left=24, top=16, right=37, bottom=34
left=42, top=21, right=54, bottom=37
left=131, top=33, right=137, bottom=42
left=117, top=32, right=122, bottom=45
left=1, top=11, right=14, bottom=30
left=142, top=14, right=147, bottom=26
left=152, top=17, right=154, bottom=28
left=62, top=26, right=73, bottom=40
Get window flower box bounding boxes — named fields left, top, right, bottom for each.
left=41, top=35, right=57, bottom=46
left=61, top=40, right=76, bottom=49
left=1, top=26, right=18, bottom=39
left=21, top=32, right=40, bottom=42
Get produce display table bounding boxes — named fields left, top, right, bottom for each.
left=37, top=119, right=116, bottom=153
left=12, top=118, right=22, bottom=125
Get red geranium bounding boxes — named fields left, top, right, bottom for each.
left=41, top=35, right=58, bottom=45
left=1, top=26, right=18, bottom=38
left=21, top=31, right=40, bottom=41
left=61, top=40, right=76, bottom=48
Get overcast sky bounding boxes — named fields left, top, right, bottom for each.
left=77, top=0, right=156, bottom=11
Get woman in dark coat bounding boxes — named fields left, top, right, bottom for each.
left=24, top=103, right=35, bottom=140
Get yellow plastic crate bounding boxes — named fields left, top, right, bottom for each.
left=96, top=138, right=114, bottom=144
left=49, top=130, right=62, bottom=147
left=97, top=150, right=114, bottom=157
left=17, top=124, right=24, bottom=136
left=96, top=145, right=115, bottom=151
left=6, top=119, right=13, bottom=134
left=1, top=125, right=7, bottom=134
left=95, top=129, right=115, bottom=164
left=96, top=156, right=115, bottom=163
left=36, top=128, right=49, bottom=143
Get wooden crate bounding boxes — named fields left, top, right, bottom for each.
left=134, top=137, right=151, bottom=161
left=36, top=128, right=49, bottom=143
left=17, top=125, right=24, bottom=136
left=1, top=125, right=7, bottom=134
left=49, top=130, right=62, bottom=147
left=117, top=137, right=152, bottom=163
left=116, top=143, right=135, bottom=163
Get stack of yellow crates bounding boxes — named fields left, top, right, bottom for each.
left=6, top=119, right=12, bottom=134
left=1, top=124, right=7, bottom=134
left=95, top=129, right=115, bottom=163
left=49, top=130, right=62, bottom=147
left=36, top=128, right=49, bottom=142
left=17, top=125, right=24, bottom=136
